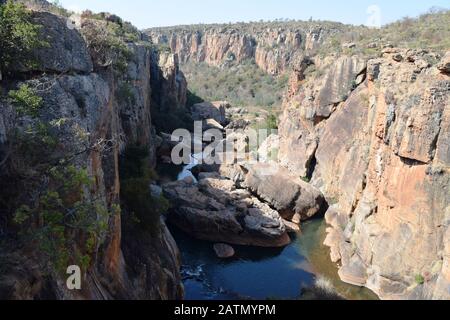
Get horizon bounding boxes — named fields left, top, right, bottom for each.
left=56, top=0, right=450, bottom=30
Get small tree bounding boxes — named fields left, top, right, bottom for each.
left=0, top=0, right=45, bottom=78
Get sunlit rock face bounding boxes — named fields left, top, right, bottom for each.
left=281, top=48, right=450, bottom=300
left=147, top=25, right=338, bottom=75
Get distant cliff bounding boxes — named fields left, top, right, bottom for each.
left=147, top=22, right=345, bottom=75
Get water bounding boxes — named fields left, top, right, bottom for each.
left=171, top=220, right=378, bottom=300
left=157, top=155, right=378, bottom=300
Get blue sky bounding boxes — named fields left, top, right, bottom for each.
left=58, top=0, right=450, bottom=29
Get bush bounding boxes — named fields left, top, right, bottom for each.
left=152, top=107, right=194, bottom=133
left=0, top=0, right=46, bottom=77
left=415, top=274, right=425, bottom=285
left=8, top=84, right=43, bottom=117
left=14, top=165, right=114, bottom=273
left=81, top=19, right=133, bottom=74
left=182, top=60, right=288, bottom=109
left=120, top=145, right=169, bottom=236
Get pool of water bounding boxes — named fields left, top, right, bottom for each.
left=170, top=219, right=378, bottom=300
left=157, top=155, right=378, bottom=300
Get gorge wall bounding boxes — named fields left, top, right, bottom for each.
left=0, top=4, right=187, bottom=300
left=147, top=23, right=344, bottom=75
left=150, top=19, right=450, bottom=300
left=280, top=48, right=450, bottom=299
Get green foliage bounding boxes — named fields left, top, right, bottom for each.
left=186, top=90, right=204, bottom=107
left=182, top=60, right=288, bottom=109
left=120, top=145, right=169, bottom=236
left=81, top=19, right=133, bottom=74
left=0, top=0, right=46, bottom=76
left=13, top=165, right=114, bottom=273
left=415, top=274, right=425, bottom=285
left=8, top=84, right=43, bottom=117
left=152, top=107, right=194, bottom=133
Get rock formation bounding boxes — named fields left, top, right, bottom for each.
left=0, top=4, right=187, bottom=300
left=147, top=24, right=343, bottom=75
left=280, top=48, right=450, bottom=300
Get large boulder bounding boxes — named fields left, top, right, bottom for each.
left=437, top=51, right=450, bottom=74
left=192, top=101, right=228, bottom=125
left=243, top=163, right=326, bottom=221
left=162, top=177, right=290, bottom=247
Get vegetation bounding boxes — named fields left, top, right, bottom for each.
left=14, top=165, right=114, bottom=273
left=182, top=60, right=289, bottom=109
left=8, top=84, right=43, bottom=117
left=152, top=107, right=194, bottom=133
left=81, top=17, right=134, bottom=74
left=120, top=145, right=170, bottom=237
left=1, top=80, right=115, bottom=274
left=415, top=274, right=425, bottom=285
left=0, top=0, right=46, bottom=78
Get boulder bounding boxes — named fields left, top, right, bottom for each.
left=192, top=101, right=228, bottom=125
left=437, top=51, right=450, bottom=74
left=213, top=243, right=235, bottom=258
left=162, top=178, right=290, bottom=247
left=243, top=163, right=326, bottom=220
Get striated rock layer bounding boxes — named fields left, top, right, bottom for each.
left=147, top=25, right=342, bottom=75
left=280, top=49, right=450, bottom=299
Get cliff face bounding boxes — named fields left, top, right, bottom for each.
left=280, top=48, right=450, bottom=299
left=148, top=25, right=339, bottom=75
left=0, top=8, right=186, bottom=300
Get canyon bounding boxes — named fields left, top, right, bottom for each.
left=0, top=0, right=449, bottom=300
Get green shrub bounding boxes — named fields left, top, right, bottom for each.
left=14, top=165, right=114, bottom=273
left=120, top=145, right=169, bottom=236
left=152, top=107, right=194, bottom=133
left=8, top=84, right=43, bottom=117
left=415, top=274, right=425, bottom=285
left=182, top=60, right=288, bottom=109
left=0, top=0, right=46, bottom=77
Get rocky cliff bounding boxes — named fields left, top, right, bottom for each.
left=147, top=23, right=345, bottom=75
left=279, top=48, right=450, bottom=299
left=0, top=4, right=186, bottom=300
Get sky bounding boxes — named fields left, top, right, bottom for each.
left=57, top=0, right=450, bottom=29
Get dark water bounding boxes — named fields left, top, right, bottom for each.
left=170, top=220, right=378, bottom=300
left=157, top=158, right=378, bottom=300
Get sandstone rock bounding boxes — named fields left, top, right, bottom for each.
left=338, top=255, right=368, bottom=287
left=29, top=12, right=93, bottom=73
left=213, top=243, right=235, bottom=258
left=342, top=42, right=356, bottom=49
left=151, top=51, right=187, bottom=113
left=243, top=163, right=325, bottom=220
left=437, top=51, right=450, bottom=74
left=162, top=178, right=290, bottom=247
left=192, top=101, right=227, bottom=125
left=283, top=219, right=301, bottom=233
left=258, top=134, right=280, bottom=163
left=303, top=53, right=449, bottom=300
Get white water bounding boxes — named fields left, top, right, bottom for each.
left=177, top=153, right=202, bottom=182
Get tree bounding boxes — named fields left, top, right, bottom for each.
left=0, top=0, right=45, bottom=78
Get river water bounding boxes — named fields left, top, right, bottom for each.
left=156, top=159, right=378, bottom=300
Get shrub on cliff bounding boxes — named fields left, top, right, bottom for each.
left=81, top=19, right=133, bottom=74
left=120, top=145, right=169, bottom=237
left=0, top=0, right=46, bottom=78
